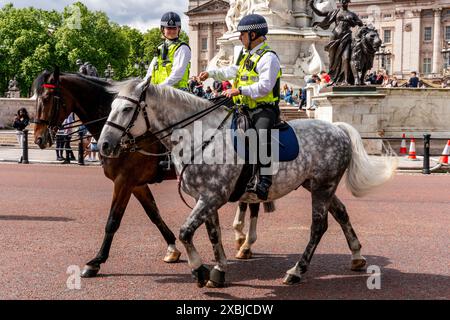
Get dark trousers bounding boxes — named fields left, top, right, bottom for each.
left=247, top=106, right=280, bottom=175
left=63, top=135, right=75, bottom=160
left=56, top=134, right=65, bottom=159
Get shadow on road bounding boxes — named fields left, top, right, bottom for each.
left=92, top=252, right=449, bottom=299
left=0, top=215, right=74, bottom=222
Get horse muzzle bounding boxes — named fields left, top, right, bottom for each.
left=99, top=138, right=121, bottom=158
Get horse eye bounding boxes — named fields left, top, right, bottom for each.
left=123, top=107, right=133, bottom=112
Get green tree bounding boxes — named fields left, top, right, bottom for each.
left=0, top=3, right=62, bottom=96
left=0, top=2, right=189, bottom=96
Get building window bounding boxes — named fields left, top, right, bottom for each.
left=383, top=30, right=392, bottom=43
left=384, top=57, right=392, bottom=74
left=424, top=27, right=432, bottom=41
left=446, top=26, right=450, bottom=40
left=423, top=58, right=432, bottom=74
left=201, top=38, right=207, bottom=51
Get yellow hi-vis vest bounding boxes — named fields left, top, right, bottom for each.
left=233, top=43, right=282, bottom=109
left=151, top=40, right=190, bottom=89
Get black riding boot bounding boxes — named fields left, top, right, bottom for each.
left=255, top=174, right=272, bottom=201
left=245, top=166, right=272, bottom=201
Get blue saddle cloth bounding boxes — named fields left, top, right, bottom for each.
left=230, top=116, right=299, bottom=162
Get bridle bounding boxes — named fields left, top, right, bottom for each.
left=104, top=84, right=153, bottom=151
left=33, top=77, right=108, bottom=144
left=34, top=83, right=64, bottom=130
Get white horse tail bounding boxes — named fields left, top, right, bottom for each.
left=263, top=201, right=276, bottom=213
left=335, top=122, right=398, bottom=197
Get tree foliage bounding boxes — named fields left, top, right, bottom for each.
left=0, top=2, right=189, bottom=96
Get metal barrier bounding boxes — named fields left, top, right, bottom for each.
left=362, top=134, right=449, bottom=174
left=0, top=130, right=87, bottom=165
left=2, top=130, right=448, bottom=174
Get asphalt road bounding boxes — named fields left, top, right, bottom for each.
left=0, top=163, right=448, bottom=300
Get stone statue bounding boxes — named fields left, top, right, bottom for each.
left=309, top=0, right=363, bottom=85
left=8, top=76, right=19, bottom=91
left=294, top=43, right=326, bottom=77
left=76, top=59, right=99, bottom=77
left=350, top=25, right=381, bottom=85
left=312, top=0, right=337, bottom=25
left=225, top=0, right=250, bottom=33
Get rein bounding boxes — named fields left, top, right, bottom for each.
left=177, top=107, right=234, bottom=209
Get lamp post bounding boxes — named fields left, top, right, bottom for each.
left=104, top=63, right=114, bottom=81
left=442, top=41, right=450, bottom=76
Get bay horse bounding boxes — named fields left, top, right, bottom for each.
left=32, top=69, right=183, bottom=278
left=99, top=80, right=397, bottom=288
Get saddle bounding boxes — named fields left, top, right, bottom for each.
left=228, top=107, right=300, bottom=202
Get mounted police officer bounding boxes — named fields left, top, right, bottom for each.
left=144, top=12, right=191, bottom=90
left=198, top=14, right=282, bottom=200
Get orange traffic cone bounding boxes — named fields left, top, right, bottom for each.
left=399, top=133, right=407, bottom=155
left=439, top=140, right=450, bottom=165
left=407, top=137, right=417, bottom=160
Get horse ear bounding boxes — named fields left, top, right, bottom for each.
left=54, top=66, right=60, bottom=84
left=137, top=80, right=149, bottom=94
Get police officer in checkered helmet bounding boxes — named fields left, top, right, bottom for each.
left=143, top=12, right=191, bottom=90
left=198, top=14, right=282, bottom=200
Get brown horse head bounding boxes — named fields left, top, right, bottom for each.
left=32, top=67, right=116, bottom=149
left=32, top=67, right=76, bottom=149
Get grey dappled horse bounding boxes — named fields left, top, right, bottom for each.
left=98, top=80, right=397, bottom=288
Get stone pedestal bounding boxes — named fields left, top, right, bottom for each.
left=312, top=87, right=450, bottom=155
left=312, top=88, right=387, bottom=154
left=6, top=91, right=20, bottom=98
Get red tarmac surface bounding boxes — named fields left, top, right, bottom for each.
left=0, top=163, right=448, bottom=300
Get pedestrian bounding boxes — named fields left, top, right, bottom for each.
left=62, top=113, right=76, bottom=163
left=407, top=71, right=420, bottom=88
left=13, top=108, right=30, bottom=163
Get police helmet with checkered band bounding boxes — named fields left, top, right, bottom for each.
left=237, top=14, right=268, bottom=38
left=160, top=12, right=181, bottom=28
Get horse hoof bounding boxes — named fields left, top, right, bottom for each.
left=351, top=258, right=367, bottom=271
left=235, top=248, right=252, bottom=259
left=81, top=265, right=100, bottom=278
left=163, top=249, right=181, bottom=263
left=192, top=265, right=210, bottom=288
left=235, top=238, right=245, bottom=250
left=283, top=273, right=301, bottom=285
left=206, top=269, right=225, bottom=288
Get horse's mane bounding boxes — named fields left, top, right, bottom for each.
left=33, top=70, right=52, bottom=96
left=148, top=84, right=212, bottom=109
left=33, top=70, right=137, bottom=98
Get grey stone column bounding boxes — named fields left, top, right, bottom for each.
left=189, top=23, right=199, bottom=76
left=208, top=22, right=214, bottom=62
left=393, top=10, right=405, bottom=77
left=432, top=8, right=442, bottom=75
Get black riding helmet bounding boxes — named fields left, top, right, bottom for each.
left=160, top=12, right=182, bottom=40
left=237, top=14, right=268, bottom=50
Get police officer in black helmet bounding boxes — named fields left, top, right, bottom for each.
left=198, top=14, right=282, bottom=200
left=144, top=12, right=191, bottom=90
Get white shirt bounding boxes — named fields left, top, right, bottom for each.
left=208, top=42, right=281, bottom=100
left=144, top=41, right=191, bottom=86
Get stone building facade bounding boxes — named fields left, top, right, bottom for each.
left=185, top=0, right=230, bottom=76
left=186, top=1, right=450, bottom=80
left=351, top=0, right=450, bottom=79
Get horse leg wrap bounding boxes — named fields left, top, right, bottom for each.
left=207, top=268, right=226, bottom=288
left=191, top=265, right=210, bottom=287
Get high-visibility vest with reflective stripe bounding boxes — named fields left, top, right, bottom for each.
left=151, top=41, right=190, bottom=89
left=233, top=43, right=281, bottom=109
